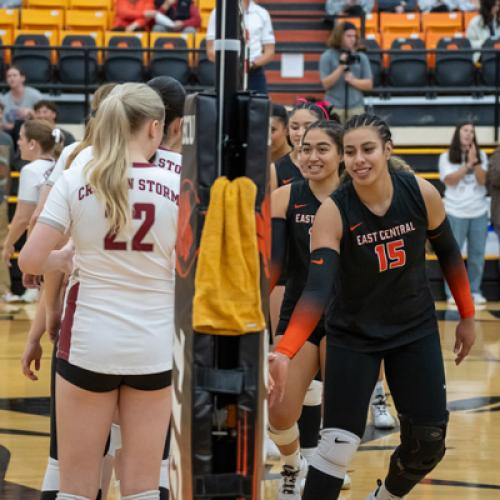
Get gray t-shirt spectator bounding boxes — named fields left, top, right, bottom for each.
left=319, top=49, right=372, bottom=110
left=0, top=87, right=43, bottom=126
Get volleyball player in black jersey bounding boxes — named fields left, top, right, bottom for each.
left=270, top=101, right=327, bottom=191
left=271, top=104, right=292, bottom=164
left=269, top=121, right=342, bottom=499
left=269, top=114, right=476, bottom=499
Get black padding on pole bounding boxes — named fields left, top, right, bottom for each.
left=194, top=474, right=252, bottom=497
left=195, top=367, right=245, bottom=394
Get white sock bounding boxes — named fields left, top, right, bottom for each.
left=56, top=494, right=90, bottom=500
left=122, top=491, right=160, bottom=500
left=42, top=457, right=60, bottom=491
left=372, top=380, right=385, bottom=400
left=300, top=447, right=316, bottom=465
left=282, top=448, right=301, bottom=469
left=375, top=482, right=403, bottom=499
left=159, top=458, right=169, bottom=489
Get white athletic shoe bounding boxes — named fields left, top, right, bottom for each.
left=371, top=395, right=396, bottom=430
left=277, top=455, right=308, bottom=500
left=366, top=479, right=403, bottom=499
left=265, top=435, right=280, bottom=462
left=20, top=288, right=39, bottom=303
left=2, top=292, right=21, bottom=303
left=473, top=293, right=487, bottom=305
left=341, top=472, right=351, bottom=490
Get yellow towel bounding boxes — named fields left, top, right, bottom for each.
left=193, top=176, right=265, bottom=335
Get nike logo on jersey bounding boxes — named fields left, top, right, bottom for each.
left=311, top=258, right=324, bottom=265
left=294, top=203, right=307, bottom=209
left=350, top=222, right=363, bottom=232
left=282, top=177, right=293, bottom=185
left=334, top=437, right=349, bottom=444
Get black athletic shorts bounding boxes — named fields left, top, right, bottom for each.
left=56, top=358, right=172, bottom=393
left=276, top=318, right=325, bottom=347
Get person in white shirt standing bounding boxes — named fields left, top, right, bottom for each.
left=19, top=83, right=177, bottom=500
left=205, top=0, right=275, bottom=93
left=439, top=121, right=489, bottom=307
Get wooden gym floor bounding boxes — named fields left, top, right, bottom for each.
left=1, top=303, right=500, bottom=499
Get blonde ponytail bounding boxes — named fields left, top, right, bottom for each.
left=84, top=83, right=164, bottom=235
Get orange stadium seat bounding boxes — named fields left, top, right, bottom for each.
left=464, top=10, right=479, bottom=30
left=434, top=35, right=474, bottom=86
left=59, top=31, right=100, bottom=83
left=388, top=35, right=427, bottom=86
left=382, top=31, right=423, bottom=66
left=342, top=13, right=379, bottom=35
left=0, top=8, right=19, bottom=30
left=421, top=12, right=463, bottom=35
left=149, top=33, right=192, bottom=83
left=426, top=30, right=464, bottom=67
left=65, top=10, right=107, bottom=33
left=21, top=8, right=64, bottom=31
left=12, top=30, right=56, bottom=81
left=68, top=0, right=112, bottom=9
left=198, top=0, right=215, bottom=13
left=104, top=31, right=147, bottom=81
left=200, top=10, right=210, bottom=31
left=380, top=13, right=420, bottom=35
left=27, top=0, right=68, bottom=8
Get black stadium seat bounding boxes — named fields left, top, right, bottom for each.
left=388, top=37, right=427, bottom=87
left=480, top=36, right=500, bottom=86
left=361, top=36, right=382, bottom=87
left=59, top=34, right=98, bottom=84
left=104, top=35, right=144, bottom=83
left=150, top=36, right=191, bottom=84
left=12, top=34, right=52, bottom=83
left=435, top=36, right=475, bottom=87
left=196, top=38, right=215, bottom=86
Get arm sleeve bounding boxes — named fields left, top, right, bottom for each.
left=38, top=176, right=71, bottom=234
left=428, top=218, right=475, bottom=319
left=260, top=10, right=275, bottom=44
left=18, top=167, right=40, bottom=203
left=181, top=4, right=201, bottom=28
left=206, top=10, right=216, bottom=40
left=275, top=247, right=339, bottom=359
left=270, top=217, right=287, bottom=291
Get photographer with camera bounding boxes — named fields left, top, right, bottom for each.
left=319, top=22, right=373, bottom=123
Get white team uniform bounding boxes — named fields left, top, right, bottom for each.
left=46, top=142, right=79, bottom=187
left=154, top=146, right=182, bottom=178
left=39, top=161, right=179, bottom=374
left=18, top=159, right=56, bottom=204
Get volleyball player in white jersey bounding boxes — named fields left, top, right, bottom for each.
left=19, top=83, right=177, bottom=500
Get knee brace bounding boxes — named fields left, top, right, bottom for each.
left=122, top=491, right=160, bottom=500
left=310, top=427, right=360, bottom=479
left=390, top=414, right=448, bottom=482
left=56, top=494, right=90, bottom=500
left=268, top=422, right=299, bottom=447
left=107, top=423, right=122, bottom=457
left=303, top=380, right=323, bottom=407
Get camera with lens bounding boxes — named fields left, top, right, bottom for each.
left=340, top=49, right=360, bottom=70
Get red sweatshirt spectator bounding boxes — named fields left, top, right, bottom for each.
left=145, top=0, right=201, bottom=32
left=112, top=0, right=154, bottom=31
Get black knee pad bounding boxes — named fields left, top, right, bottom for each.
left=390, top=413, right=448, bottom=482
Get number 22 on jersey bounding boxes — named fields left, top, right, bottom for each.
left=104, top=203, right=155, bottom=252
left=374, top=239, right=406, bottom=272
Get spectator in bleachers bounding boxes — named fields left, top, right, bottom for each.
left=0, top=66, right=42, bottom=133
left=144, top=0, right=201, bottom=32
left=319, top=22, right=373, bottom=123
left=419, top=0, right=477, bottom=11
left=112, top=0, right=154, bottom=31
left=378, top=0, right=417, bottom=12
left=487, top=146, right=500, bottom=277
left=206, top=0, right=275, bottom=93
left=34, top=100, right=75, bottom=147
left=466, top=0, right=500, bottom=53
left=439, top=121, right=489, bottom=306
left=325, top=0, right=374, bottom=19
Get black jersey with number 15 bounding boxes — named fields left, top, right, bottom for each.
left=327, top=170, right=438, bottom=352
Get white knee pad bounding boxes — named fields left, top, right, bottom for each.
left=311, top=428, right=360, bottom=479
left=159, top=458, right=169, bottom=489
left=122, top=491, right=160, bottom=500
left=268, top=422, right=299, bottom=446
left=108, top=423, right=122, bottom=457
left=42, top=457, right=60, bottom=491
left=303, top=380, right=323, bottom=406
left=56, top=494, right=90, bottom=500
